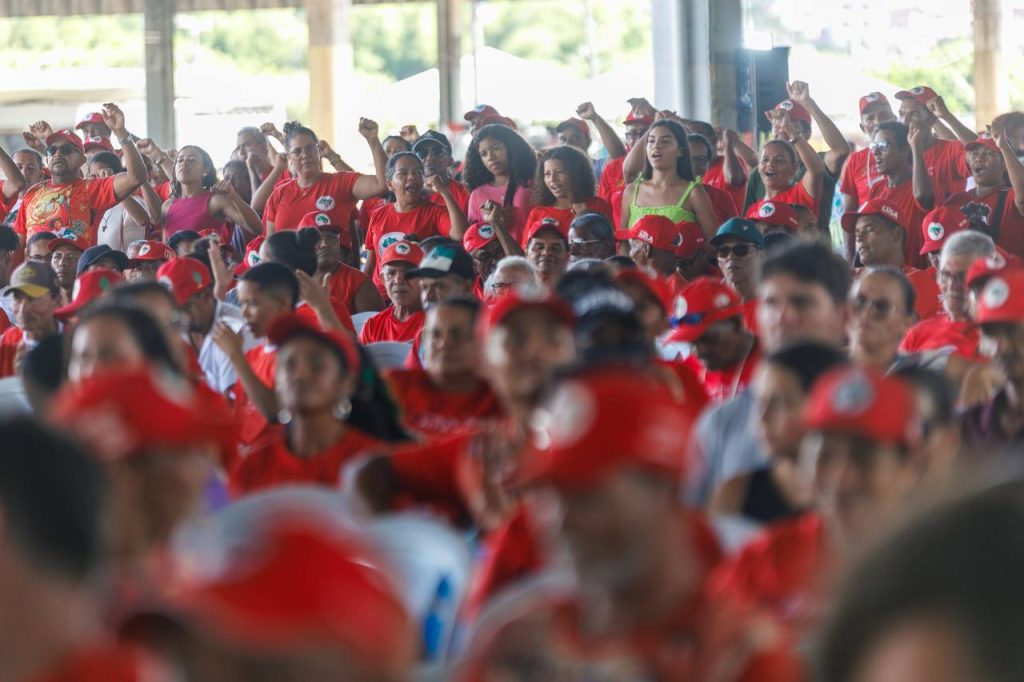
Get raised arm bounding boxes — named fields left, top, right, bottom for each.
left=576, top=102, right=626, bottom=159
left=352, top=118, right=389, bottom=200
left=786, top=81, right=850, bottom=176
left=720, top=128, right=749, bottom=187
left=781, top=118, right=826, bottom=202
left=927, top=96, right=978, bottom=144
left=482, top=201, right=525, bottom=257
left=252, top=152, right=288, bottom=224
left=909, top=123, right=935, bottom=210
left=994, top=127, right=1024, bottom=215
left=212, top=323, right=278, bottom=420
left=210, top=180, right=264, bottom=236
left=0, top=146, right=26, bottom=201
left=318, top=139, right=355, bottom=172
left=103, top=104, right=147, bottom=201
left=136, top=138, right=175, bottom=186
left=427, top=174, right=468, bottom=240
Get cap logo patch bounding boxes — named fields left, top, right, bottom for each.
left=983, top=277, right=1010, bottom=309
left=638, top=229, right=654, bottom=244
left=99, top=276, right=112, bottom=292
left=247, top=251, right=261, bottom=267
left=759, top=202, right=776, bottom=218
left=831, top=374, right=874, bottom=415
left=927, top=222, right=944, bottom=241
left=986, top=253, right=1006, bottom=269
left=314, top=212, right=330, bottom=226
left=532, top=382, right=595, bottom=450
left=911, top=86, right=925, bottom=95
left=881, top=205, right=898, bottom=220
left=192, top=271, right=203, bottom=285
left=713, top=293, right=732, bottom=309
left=673, top=294, right=688, bottom=320
left=419, top=247, right=454, bottom=272
left=670, top=233, right=683, bottom=247
left=19, top=267, right=37, bottom=283
left=315, top=196, right=335, bottom=211
left=541, top=217, right=559, bottom=227
left=139, top=244, right=151, bottom=256
left=865, top=93, right=880, bottom=103
left=778, top=100, right=794, bottom=111
left=394, top=242, right=411, bottom=256
left=478, top=224, right=495, bottom=240
left=378, top=231, right=406, bottom=254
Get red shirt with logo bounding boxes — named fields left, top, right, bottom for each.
left=945, top=188, right=1024, bottom=259
left=866, top=178, right=928, bottom=268
left=263, top=171, right=361, bottom=230
left=702, top=156, right=748, bottom=219
left=900, top=313, right=981, bottom=359
left=384, top=368, right=502, bottom=438
left=765, top=182, right=818, bottom=216
left=13, top=177, right=118, bottom=244
left=839, top=147, right=884, bottom=207
left=359, top=308, right=425, bottom=344
left=923, top=139, right=969, bottom=204
left=364, top=203, right=451, bottom=293
left=523, top=198, right=612, bottom=246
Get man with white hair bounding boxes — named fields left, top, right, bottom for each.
left=901, top=230, right=995, bottom=359
left=484, top=256, right=539, bottom=298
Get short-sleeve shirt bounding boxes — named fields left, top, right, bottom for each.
left=384, top=367, right=502, bottom=438
left=467, top=184, right=534, bottom=243
left=427, top=178, right=471, bottom=215
left=703, top=182, right=740, bottom=224
left=923, top=139, right=969, bottom=205
left=363, top=203, right=451, bottom=293
left=838, top=147, right=885, bottom=207
left=766, top=181, right=818, bottom=215
left=702, top=156, right=747, bottom=218
left=945, top=188, right=1024, bottom=260
left=263, top=171, right=361, bottom=230
left=359, top=309, right=425, bottom=345
left=900, top=313, right=980, bottom=359
left=522, top=198, right=612, bottom=246
left=597, top=156, right=626, bottom=228
left=866, top=178, right=929, bottom=268
left=326, top=264, right=374, bottom=313
left=13, top=177, right=119, bottom=244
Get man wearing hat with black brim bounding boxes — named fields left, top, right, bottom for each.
left=406, top=243, right=476, bottom=307
left=413, top=130, right=469, bottom=215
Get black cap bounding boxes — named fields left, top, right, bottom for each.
left=76, top=244, right=128, bottom=275
left=406, top=244, right=475, bottom=281
left=412, top=130, right=452, bottom=155
left=167, top=230, right=202, bottom=252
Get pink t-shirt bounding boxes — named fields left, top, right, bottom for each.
left=467, top=184, right=533, bottom=243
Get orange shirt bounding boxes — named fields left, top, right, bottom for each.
left=13, top=177, right=118, bottom=244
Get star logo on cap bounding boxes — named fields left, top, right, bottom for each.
left=831, top=373, right=874, bottom=415
left=315, top=196, right=335, bottom=211
left=478, top=224, right=495, bottom=239
left=314, top=213, right=330, bottom=226
left=759, top=202, right=776, bottom=218
left=983, top=277, right=1011, bottom=309
left=394, top=242, right=411, bottom=256
left=532, top=382, right=595, bottom=450
left=541, top=217, right=559, bottom=226
left=927, top=223, right=944, bottom=241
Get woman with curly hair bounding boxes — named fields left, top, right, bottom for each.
left=464, top=123, right=537, bottom=242
left=260, top=118, right=388, bottom=233
left=524, top=145, right=611, bottom=243
left=147, top=144, right=263, bottom=243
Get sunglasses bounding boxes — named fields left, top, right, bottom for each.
left=868, top=141, right=894, bottom=153
left=716, top=244, right=758, bottom=259
left=414, top=145, right=447, bottom=159
left=46, top=143, right=77, bottom=157
left=851, top=295, right=900, bottom=319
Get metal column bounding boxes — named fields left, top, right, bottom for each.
left=143, top=0, right=175, bottom=147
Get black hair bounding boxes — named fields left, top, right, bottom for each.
left=0, top=224, right=18, bottom=252
left=171, top=145, right=218, bottom=199
left=532, top=145, right=597, bottom=207
left=282, top=120, right=318, bottom=147
left=430, top=296, right=481, bottom=324
left=13, top=147, right=42, bottom=164
left=348, top=344, right=413, bottom=443
left=686, top=133, right=713, bottom=160
left=88, top=151, right=123, bottom=174
left=764, top=341, right=848, bottom=392
left=643, top=120, right=695, bottom=182
left=890, top=364, right=956, bottom=427
left=570, top=211, right=614, bottom=242
left=108, top=280, right=178, bottom=310
left=862, top=265, right=916, bottom=317
left=75, top=304, right=183, bottom=377
left=761, top=241, right=853, bottom=306
left=764, top=230, right=795, bottom=252
left=240, top=262, right=300, bottom=308
left=463, top=124, right=538, bottom=191
left=264, top=229, right=319, bottom=276
left=382, top=135, right=412, bottom=153
left=818, top=481, right=1024, bottom=682
left=420, top=236, right=458, bottom=255
left=167, top=230, right=202, bottom=252
left=0, top=418, right=108, bottom=582
left=26, top=231, right=57, bottom=248
left=685, top=120, right=716, bottom=142
left=876, top=120, right=910, bottom=147
left=605, top=255, right=638, bottom=270
left=22, top=333, right=64, bottom=394
left=762, top=138, right=798, bottom=166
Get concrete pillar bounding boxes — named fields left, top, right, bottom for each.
left=973, top=0, right=1006, bottom=127
left=437, top=0, right=462, bottom=127
left=143, top=0, right=175, bottom=147
left=307, top=0, right=353, bottom=146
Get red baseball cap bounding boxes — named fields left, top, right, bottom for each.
left=519, top=368, right=696, bottom=489
left=54, top=268, right=124, bottom=320
left=233, top=235, right=265, bottom=277
left=625, top=110, right=654, bottom=127
left=840, top=198, right=905, bottom=233
left=50, top=367, right=235, bottom=462
left=130, top=240, right=175, bottom=264
left=75, top=112, right=106, bottom=130
left=463, top=222, right=498, bottom=254
left=614, top=215, right=683, bottom=252
left=965, top=133, right=1000, bottom=155
left=84, top=136, right=114, bottom=154
left=746, top=200, right=800, bottom=232
left=267, top=312, right=360, bottom=373
left=522, top=215, right=569, bottom=246
left=379, top=240, right=424, bottom=268
left=123, top=514, right=413, bottom=675
left=975, top=267, right=1024, bottom=325
left=478, top=288, right=575, bottom=338
left=894, top=86, right=939, bottom=106
left=965, top=249, right=1020, bottom=289
left=297, top=210, right=351, bottom=249
left=919, top=206, right=968, bottom=256
left=45, top=129, right=85, bottom=154
left=157, top=257, right=212, bottom=306
left=616, top=269, right=673, bottom=314
left=464, top=104, right=500, bottom=122
left=804, top=367, right=919, bottom=446
left=674, top=221, right=707, bottom=258
left=48, top=232, right=90, bottom=253
left=476, top=114, right=518, bottom=131
left=556, top=118, right=591, bottom=142
left=666, top=276, right=744, bottom=343
left=773, top=99, right=811, bottom=124
left=858, top=92, right=890, bottom=114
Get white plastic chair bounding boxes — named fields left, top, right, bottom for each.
left=351, top=311, right=379, bottom=336
left=365, top=341, right=413, bottom=370
left=0, top=376, right=30, bottom=417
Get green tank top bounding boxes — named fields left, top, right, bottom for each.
left=628, top=176, right=700, bottom=227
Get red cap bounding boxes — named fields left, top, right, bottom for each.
left=859, top=92, right=890, bottom=114
left=674, top=221, right=707, bottom=258
left=54, top=268, right=124, bottom=320
left=665, top=277, right=743, bottom=343
left=48, top=232, right=90, bottom=253
left=463, top=222, right=498, bottom=253
left=84, top=136, right=114, bottom=153
left=75, top=112, right=106, bottom=130
left=840, top=198, right=905, bottom=233
left=520, top=369, right=696, bottom=489
left=555, top=118, right=590, bottom=142
left=45, top=129, right=85, bottom=154
left=233, top=235, right=265, bottom=277
left=625, top=110, right=654, bottom=127
left=966, top=133, right=1000, bottom=154
left=614, top=215, right=683, bottom=252
left=476, top=114, right=518, bottom=131
left=464, top=104, right=500, bottom=122
left=804, top=367, right=919, bottom=446
left=379, top=240, right=424, bottom=268
left=894, top=86, right=939, bottom=106
left=297, top=210, right=350, bottom=249
left=267, top=313, right=360, bottom=373
left=616, top=269, right=673, bottom=314
left=746, top=200, right=800, bottom=231
left=919, top=206, right=968, bottom=256
left=50, top=367, right=235, bottom=461
left=157, top=257, right=212, bottom=306
left=773, top=99, right=811, bottom=124
left=130, top=240, right=175, bottom=264
left=975, top=267, right=1024, bottom=325
left=479, top=288, right=575, bottom=338
left=522, top=215, right=569, bottom=246
left=965, top=249, right=1020, bottom=289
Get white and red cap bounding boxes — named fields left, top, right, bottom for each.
left=858, top=92, right=890, bottom=114
left=975, top=267, right=1024, bottom=325
left=773, top=99, right=811, bottom=124
left=463, top=222, right=498, bottom=254
left=894, top=86, right=939, bottom=107
left=746, top=200, right=800, bottom=232
left=804, top=366, right=920, bottom=447
left=919, top=206, right=968, bottom=256
left=840, top=199, right=905, bottom=233
left=614, top=215, right=683, bottom=252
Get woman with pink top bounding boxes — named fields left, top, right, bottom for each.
left=147, top=145, right=264, bottom=243
left=464, top=124, right=537, bottom=242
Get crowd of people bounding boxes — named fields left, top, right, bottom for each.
left=2, top=79, right=1024, bottom=681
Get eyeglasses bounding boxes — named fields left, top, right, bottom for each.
left=414, top=145, right=446, bottom=159
left=45, top=143, right=77, bottom=157
left=851, top=295, right=900, bottom=319
left=868, top=141, right=893, bottom=153
left=491, top=281, right=514, bottom=292
left=716, top=244, right=758, bottom=259
left=288, top=143, right=319, bottom=158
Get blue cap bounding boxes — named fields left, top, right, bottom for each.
left=76, top=244, right=128, bottom=275
left=710, top=218, right=765, bottom=249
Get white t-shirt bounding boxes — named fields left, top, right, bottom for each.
left=195, top=301, right=258, bottom=394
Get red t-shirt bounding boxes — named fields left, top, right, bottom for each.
left=523, top=198, right=612, bottom=246
left=13, top=177, right=119, bottom=244
left=765, top=181, right=818, bottom=216
left=26, top=642, right=157, bottom=682
left=905, top=267, right=942, bottom=321
left=900, top=313, right=981, bottom=359
left=704, top=183, right=740, bottom=224
left=232, top=344, right=278, bottom=446
left=0, top=325, right=23, bottom=378
left=702, top=156, right=747, bottom=219
left=427, top=178, right=471, bottom=215
left=743, top=298, right=759, bottom=337
left=359, top=308, right=425, bottom=344
left=867, top=178, right=928, bottom=268
left=358, top=196, right=386, bottom=232
left=923, top=139, right=969, bottom=204
left=597, top=156, right=626, bottom=228
left=838, top=147, right=885, bottom=207
left=0, top=308, right=9, bottom=334
left=326, top=264, right=374, bottom=313
left=154, top=180, right=172, bottom=202
left=363, top=203, right=451, bottom=293
left=294, top=298, right=354, bottom=333
left=657, top=358, right=710, bottom=415
left=263, top=171, right=361, bottom=230
left=229, top=424, right=384, bottom=497
left=384, top=368, right=502, bottom=438
left=945, top=188, right=1024, bottom=260
left=684, top=340, right=761, bottom=404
